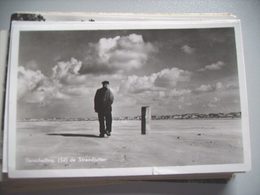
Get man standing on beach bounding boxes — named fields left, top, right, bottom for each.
left=94, top=81, right=114, bottom=137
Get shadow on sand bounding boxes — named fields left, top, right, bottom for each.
left=47, top=133, right=100, bottom=138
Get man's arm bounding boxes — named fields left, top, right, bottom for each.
left=109, top=89, right=114, bottom=105
left=94, top=90, right=99, bottom=112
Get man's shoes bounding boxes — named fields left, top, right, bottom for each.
left=105, top=130, right=111, bottom=136
left=99, top=130, right=111, bottom=137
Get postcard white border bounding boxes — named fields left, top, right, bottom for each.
left=7, top=19, right=251, bottom=178
left=1, top=30, right=9, bottom=173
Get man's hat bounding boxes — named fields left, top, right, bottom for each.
left=102, top=81, right=109, bottom=85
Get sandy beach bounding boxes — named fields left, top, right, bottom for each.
left=16, top=119, right=243, bottom=170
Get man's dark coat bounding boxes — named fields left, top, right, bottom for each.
left=94, top=87, right=114, bottom=113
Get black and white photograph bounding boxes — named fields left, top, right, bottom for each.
left=7, top=19, right=250, bottom=177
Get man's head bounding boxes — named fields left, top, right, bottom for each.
left=102, top=81, right=109, bottom=88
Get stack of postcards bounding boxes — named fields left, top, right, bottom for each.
left=0, top=12, right=251, bottom=179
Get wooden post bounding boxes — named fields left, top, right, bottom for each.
left=141, top=106, right=151, bottom=135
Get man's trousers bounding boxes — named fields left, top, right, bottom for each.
left=98, top=112, right=112, bottom=135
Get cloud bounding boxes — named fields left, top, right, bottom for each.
left=198, top=61, right=225, bottom=72
left=18, top=66, right=46, bottom=100
left=193, top=80, right=239, bottom=96
left=61, top=86, right=94, bottom=97
left=206, top=96, right=221, bottom=108
left=116, top=67, right=192, bottom=110
left=18, top=58, right=91, bottom=104
left=193, top=80, right=240, bottom=96
left=52, top=57, right=86, bottom=85
left=194, top=84, right=215, bottom=93
left=168, top=89, right=191, bottom=97
left=181, top=45, right=195, bottom=54
left=18, top=66, right=71, bottom=104
left=119, top=67, right=192, bottom=94
left=193, top=82, right=223, bottom=94
left=154, top=68, right=191, bottom=88
left=23, top=60, right=39, bottom=71
left=207, top=102, right=217, bottom=108
left=119, top=74, right=155, bottom=94
left=26, top=83, right=70, bottom=104
left=185, top=102, right=192, bottom=106
left=216, top=82, right=223, bottom=90
left=225, top=82, right=239, bottom=90
left=80, top=33, right=157, bottom=74
left=213, top=97, right=220, bottom=102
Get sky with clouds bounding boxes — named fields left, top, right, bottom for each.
left=17, top=28, right=241, bottom=119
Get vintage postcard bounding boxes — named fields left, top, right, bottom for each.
left=6, top=16, right=251, bottom=178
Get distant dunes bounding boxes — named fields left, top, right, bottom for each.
left=20, top=112, right=241, bottom=122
